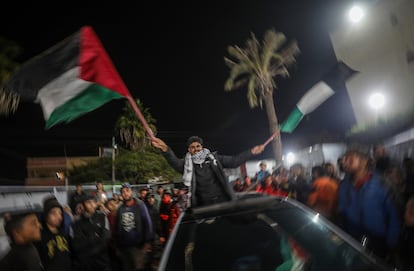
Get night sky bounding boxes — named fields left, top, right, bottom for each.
left=0, top=0, right=357, bottom=181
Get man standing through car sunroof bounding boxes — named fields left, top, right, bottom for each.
left=151, top=136, right=264, bottom=207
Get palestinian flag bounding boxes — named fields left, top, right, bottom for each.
left=0, top=25, right=131, bottom=129
left=279, top=61, right=358, bottom=133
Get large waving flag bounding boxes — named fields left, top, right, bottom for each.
left=0, top=26, right=155, bottom=138
left=279, top=61, right=358, bottom=133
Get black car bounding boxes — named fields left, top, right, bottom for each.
left=158, top=193, right=397, bottom=271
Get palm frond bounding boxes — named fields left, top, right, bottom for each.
left=247, top=76, right=259, bottom=108
left=224, top=56, right=251, bottom=91
left=245, top=32, right=262, bottom=73
left=0, top=88, right=20, bottom=115
left=277, top=40, right=300, bottom=66
left=261, top=30, right=286, bottom=69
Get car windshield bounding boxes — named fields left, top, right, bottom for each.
left=159, top=195, right=394, bottom=271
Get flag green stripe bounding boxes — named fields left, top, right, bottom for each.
left=46, top=84, right=124, bottom=129
left=279, top=106, right=304, bottom=133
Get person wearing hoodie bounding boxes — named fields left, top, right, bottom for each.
left=34, top=196, right=72, bottom=271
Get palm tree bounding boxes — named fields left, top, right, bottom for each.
left=115, top=98, right=157, bottom=151
left=224, top=29, right=300, bottom=165
left=0, top=36, right=22, bottom=115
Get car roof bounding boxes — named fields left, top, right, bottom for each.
left=159, top=193, right=395, bottom=271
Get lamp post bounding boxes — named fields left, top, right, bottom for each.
left=368, top=92, right=385, bottom=125
left=348, top=5, right=364, bottom=23
left=112, top=136, right=117, bottom=194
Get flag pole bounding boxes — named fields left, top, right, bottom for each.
left=263, top=129, right=279, bottom=148
left=126, top=95, right=156, bottom=140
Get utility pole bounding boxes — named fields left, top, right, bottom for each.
left=112, top=136, right=117, bottom=194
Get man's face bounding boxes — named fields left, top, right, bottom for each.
left=188, top=142, right=202, bottom=155
left=342, top=152, right=367, bottom=173
left=245, top=177, right=251, bottom=185
left=46, top=207, right=63, bottom=229
left=121, top=187, right=133, bottom=201
left=140, top=190, right=148, bottom=199
left=106, top=200, right=118, bottom=213
left=17, top=214, right=42, bottom=243
left=83, top=199, right=96, bottom=214
left=96, top=182, right=103, bottom=190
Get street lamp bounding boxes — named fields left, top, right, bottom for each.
left=348, top=5, right=365, bottom=23
left=368, top=92, right=385, bottom=124
left=112, top=136, right=117, bottom=194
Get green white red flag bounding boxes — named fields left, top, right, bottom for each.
left=1, top=25, right=154, bottom=138
left=279, top=61, right=358, bottom=133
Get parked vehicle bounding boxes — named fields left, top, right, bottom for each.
left=158, top=193, right=396, bottom=271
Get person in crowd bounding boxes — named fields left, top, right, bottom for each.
left=72, top=201, right=84, bottom=222
left=254, top=161, right=271, bottom=188
left=144, top=193, right=165, bottom=271
left=323, top=162, right=340, bottom=183
left=70, top=195, right=111, bottom=271
left=151, top=135, right=264, bottom=207
left=256, top=175, right=277, bottom=195
left=399, top=196, right=414, bottom=271
left=289, top=163, right=312, bottom=204
left=232, top=178, right=244, bottom=192
left=337, top=143, right=401, bottom=261
left=138, top=187, right=149, bottom=202
left=116, top=182, right=153, bottom=271
left=384, top=164, right=407, bottom=215
left=241, top=176, right=254, bottom=192
left=171, top=187, right=180, bottom=203
left=0, top=209, right=43, bottom=271
left=403, top=157, right=414, bottom=200
left=35, top=196, right=72, bottom=271
left=273, top=166, right=295, bottom=198
left=112, top=193, right=122, bottom=207
left=373, top=142, right=393, bottom=175
left=336, top=156, right=346, bottom=182
left=92, top=181, right=108, bottom=213
left=105, top=198, right=122, bottom=271
left=153, top=185, right=164, bottom=211
left=159, top=191, right=173, bottom=242
left=69, top=183, right=86, bottom=214
left=307, top=166, right=339, bottom=221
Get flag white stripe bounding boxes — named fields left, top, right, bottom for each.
left=36, top=67, right=92, bottom=120
left=296, top=81, right=334, bottom=115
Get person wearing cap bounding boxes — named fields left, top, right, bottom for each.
left=0, top=209, right=43, bottom=271
left=116, top=182, right=153, bottom=271
left=151, top=135, right=265, bottom=207
left=70, top=194, right=111, bottom=271
left=34, top=196, right=72, bottom=271
left=337, top=143, right=401, bottom=261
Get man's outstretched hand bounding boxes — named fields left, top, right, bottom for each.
left=251, top=144, right=265, bottom=155
left=151, top=137, right=168, bottom=152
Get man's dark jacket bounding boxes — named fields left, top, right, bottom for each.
left=163, top=148, right=254, bottom=207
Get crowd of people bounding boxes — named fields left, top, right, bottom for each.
left=231, top=143, right=414, bottom=270
left=0, top=181, right=190, bottom=271
left=2, top=138, right=414, bottom=270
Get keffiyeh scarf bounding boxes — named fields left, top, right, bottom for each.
left=182, top=148, right=211, bottom=186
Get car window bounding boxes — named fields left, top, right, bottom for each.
left=160, top=197, right=393, bottom=271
